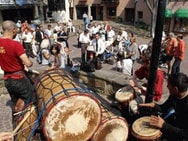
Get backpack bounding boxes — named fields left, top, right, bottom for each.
left=94, top=57, right=102, bottom=70
left=82, top=62, right=95, bottom=72
left=36, top=48, right=44, bottom=64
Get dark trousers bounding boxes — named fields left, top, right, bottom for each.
left=131, top=59, right=135, bottom=75
left=81, top=43, right=88, bottom=64
left=4, top=76, right=36, bottom=105
left=171, top=57, right=181, bottom=75
left=23, top=42, right=34, bottom=58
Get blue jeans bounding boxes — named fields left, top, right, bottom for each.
left=171, top=57, right=181, bottom=75
left=4, top=76, right=36, bottom=105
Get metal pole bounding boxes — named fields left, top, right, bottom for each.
left=145, top=0, right=167, bottom=103
left=134, top=0, right=138, bottom=26
left=40, top=0, right=44, bottom=24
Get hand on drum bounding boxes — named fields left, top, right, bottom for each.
left=139, top=102, right=155, bottom=108
left=129, top=80, right=135, bottom=87
left=150, top=115, right=165, bottom=129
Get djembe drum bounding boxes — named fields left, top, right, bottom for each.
left=91, top=103, right=129, bottom=141
left=35, top=69, right=102, bottom=141
left=131, top=116, right=162, bottom=141
left=13, top=105, right=38, bottom=141
left=115, top=85, right=136, bottom=106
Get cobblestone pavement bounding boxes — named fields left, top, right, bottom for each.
left=0, top=20, right=188, bottom=136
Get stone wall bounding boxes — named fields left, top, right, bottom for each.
left=0, top=76, right=9, bottom=96
left=71, top=72, right=126, bottom=98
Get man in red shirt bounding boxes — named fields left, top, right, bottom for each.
left=165, top=33, right=178, bottom=75
left=171, top=34, right=186, bottom=75
left=0, top=20, right=35, bottom=112
left=129, top=48, right=164, bottom=102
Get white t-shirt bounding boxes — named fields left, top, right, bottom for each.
left=41, top=48, right=50, bottom=65
left=22, top=32, right=33, bottom=43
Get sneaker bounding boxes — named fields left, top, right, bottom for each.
left=159, top=63, right=168, bottom=68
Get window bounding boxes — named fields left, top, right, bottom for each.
left=138, top=11, right=143, bottom=20
left=48, top=0, right=65, bottom=11
left=107, top=7, right=116, bottom=17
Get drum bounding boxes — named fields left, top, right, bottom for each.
left=131, top=116, right=162, bottom=141
left=87, top=45, right=95, bottom=61
left=35, top=69, right=101, bottom=141
left=115, top=85, right=136, bottom=105
left=91, top=104, right=129, bottom=141
left=14, top=105, right=38, bottom=141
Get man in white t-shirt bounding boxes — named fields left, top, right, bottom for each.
left=107, top=26, right=115, bottom=45
left=79, top=29, right=91, bottom=65
left=21, top=28, right=34, bottom=58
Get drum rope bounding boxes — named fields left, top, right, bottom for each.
left=81, top=86, right=122, bottom=116
left=29, top=87, right=95, bottom=140
left=13, top=106, right=40, bottom=141
left=35, top=70, right=78, bottom=100
left=13, top=120, right=37, bottom=136
left=25, top=69, right=101, bottom=140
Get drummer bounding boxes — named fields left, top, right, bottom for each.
left=129, top=48, right=164, bottom=102
left=139, top=72, right=188, bottom=141
left=0, top=20, right=36, bottom=112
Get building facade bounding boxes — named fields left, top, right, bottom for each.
left=0, top=0, right=187, bottom=33
left=0, top=0, right=47, bottom=23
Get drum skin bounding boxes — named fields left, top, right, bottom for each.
left=115, top=85, right=136, bottom=105
left=131, top=116, right=162, bottom=141
left=91, top=104, right=129, bottom=141
left=35, top=69, right=102, bottom=141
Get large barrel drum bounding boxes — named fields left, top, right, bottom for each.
left=35, top=69, right=101, bottom=141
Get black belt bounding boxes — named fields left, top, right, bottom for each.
left=4, top=70, right=25, bottom=75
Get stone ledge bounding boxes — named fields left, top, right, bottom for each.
left=70, top=69, right=130, bottom=97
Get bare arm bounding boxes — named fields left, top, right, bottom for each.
left=20, top=53, right=33, bottom=68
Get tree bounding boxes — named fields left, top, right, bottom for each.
left=145, top=0, right=159, bottom=38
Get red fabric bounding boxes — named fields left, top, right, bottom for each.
left=174, top=39, right=186, bottom=61
left=0, top=38, right=25, bottom=73
left=135, top=66, right=149, bottom=80
left=135, top=67, right=164, bottom=101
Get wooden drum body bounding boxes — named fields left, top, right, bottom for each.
left=131, top=116, right=162, bottom=141
left=14, top=105, right=38, bottom=141
left=35, top=69, right=102, bottom=141
left=91, top=105, right=129, bottom=141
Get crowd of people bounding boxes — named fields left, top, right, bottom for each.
left=0, top=15, right=187, bottom=140
left=78, top=15, right=140, bottom=74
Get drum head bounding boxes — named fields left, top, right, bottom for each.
left=115, top=85, right=135, bottom=103
left=43, top=94, right=101, bottom=141
left=131, top=116, right=162, bottom=140
left=92, top=117, right=129, bottom=141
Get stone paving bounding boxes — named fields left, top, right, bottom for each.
left=0, top=20, right=188, bottom=137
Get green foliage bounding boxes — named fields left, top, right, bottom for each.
left=115, top=16, right=123, bottom=23
left=135, top=20, right=149, bottom=30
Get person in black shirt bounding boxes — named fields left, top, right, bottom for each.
left=140, top=72, right=188, bottom=141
